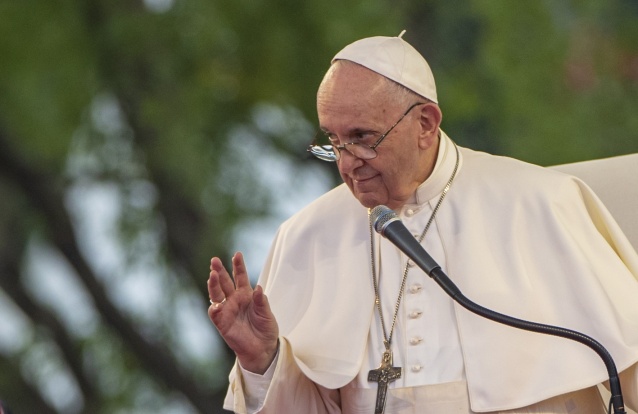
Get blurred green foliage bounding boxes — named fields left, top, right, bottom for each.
left=0, top=0, right=636, bottom=412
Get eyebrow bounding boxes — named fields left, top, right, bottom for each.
left=320, top=126, right=381, bottom=139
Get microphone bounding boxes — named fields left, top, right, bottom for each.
left=371, top=205, right=440, bottom=275
left=370, top=205, right=627, bottom=414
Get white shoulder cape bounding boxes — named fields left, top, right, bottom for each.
left=256, top=145, right=638, bottom=411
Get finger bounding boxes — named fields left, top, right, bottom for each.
left=207, top=298, right=224, bottom=321
left=207, top=277, right=224, bottom=323
left=252, top=285, right=270, bottom=315
left=208, top=259, right=227, bottom=303
left=232, top=252, right=253, bottom=291
left=209, top=257, right=235, bottom=300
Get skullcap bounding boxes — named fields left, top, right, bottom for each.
left=332, top=30, right=438, bottom=103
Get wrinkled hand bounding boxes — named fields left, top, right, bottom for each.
left=207, top=252, right=279, bottom=374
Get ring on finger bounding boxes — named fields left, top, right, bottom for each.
left=209, top=298, right=226, bottom=306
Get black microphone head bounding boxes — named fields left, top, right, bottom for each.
left=370, top=205, right=398, bottom=235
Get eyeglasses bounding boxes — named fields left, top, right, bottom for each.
left=307, top=102, right=425, bottom=162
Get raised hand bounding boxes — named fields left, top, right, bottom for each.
left=207, top=252, right=279, bottom=374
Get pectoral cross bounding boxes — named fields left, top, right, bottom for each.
left=367, top=349, right=402, bottom=414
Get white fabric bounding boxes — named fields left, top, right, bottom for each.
left=332, top=32, right=438, bottom=103
left=231, top=338, right=611, bottom=414
left=551, top=153, right=638, bottom=251
left=239, top=353, right=278, bottom=412
left=551, top=153, right=638, bottom=414
left=355, top=131, right=466, bottom=390
left=234, top=135, right=466, bottom=413
left=224, top=133, right=638, bottom=412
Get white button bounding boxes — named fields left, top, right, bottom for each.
left=408, top=310, right=423, bottom=319
left=411, top=365, right=423, bottom=373
left=405, top=208, right=415, bottom=217
left=409, top=337, right=423, bottom=345
left=409, top=284, right=423, bottom=294
left=407, top=259, right=415, bottom=268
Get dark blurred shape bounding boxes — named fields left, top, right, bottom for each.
left=0, top=399, right=13, bottom=414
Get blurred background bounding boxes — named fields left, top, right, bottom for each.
left=0, top=0, right=637, bottom=412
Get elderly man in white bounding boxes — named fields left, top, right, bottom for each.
left=208, top=32, right=638, bottom=413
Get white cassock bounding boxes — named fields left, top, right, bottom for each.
left=223, top=132, right=638, bottom=413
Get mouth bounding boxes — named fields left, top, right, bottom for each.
left=353, top=174, right=378, bottom=184
left=353, top=177, right=369, bottom=183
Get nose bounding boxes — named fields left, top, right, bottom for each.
left=336, top=149, right=364, bottom=175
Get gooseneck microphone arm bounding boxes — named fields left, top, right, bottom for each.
left=370, top=205, right=627, bottom=414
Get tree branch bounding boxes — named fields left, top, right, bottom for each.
left=0, top=124, right=222, bottom=412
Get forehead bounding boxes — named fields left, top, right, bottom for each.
left=317, top=63, right=394, bottom=129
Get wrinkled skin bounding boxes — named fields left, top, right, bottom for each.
left=207, top=62, right=442, bottom=374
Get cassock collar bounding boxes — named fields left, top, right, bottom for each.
left=402, top=130, right=461, bottom=213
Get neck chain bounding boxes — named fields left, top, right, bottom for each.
left=366, top=142, right=460, bottom=409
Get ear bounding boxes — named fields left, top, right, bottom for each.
left=417, top=103, right=442, bottom=149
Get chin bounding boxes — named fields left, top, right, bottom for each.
left=351, top=184, right=387, bottom=208
left=355, top=193, right=385, bottom=209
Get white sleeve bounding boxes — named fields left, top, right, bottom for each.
left=238, top=350, right=279, bottom=413
left=223, top=337, right=342, bottom=413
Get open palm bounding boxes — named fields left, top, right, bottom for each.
left=207, top=252, right=279, bottom=374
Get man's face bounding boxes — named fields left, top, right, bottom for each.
left=316, top=63, right=439, bottom=210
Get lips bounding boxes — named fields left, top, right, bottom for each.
left=353, top=174, right=379, bottom=183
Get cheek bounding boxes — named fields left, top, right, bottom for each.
left=375, top=158, right=401, bottom=181
left=378, top=155, right=416, bottom=189
left=338, top=169, right=351, bottom=186
left=380, top=173, right=404, bottom=195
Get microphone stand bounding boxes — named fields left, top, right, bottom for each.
left=427, top=266, right=626, bottom=414
left=372, top=206, right=627, bottom=413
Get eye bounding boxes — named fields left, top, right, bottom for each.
left=353, top=131, right=377, bottom=143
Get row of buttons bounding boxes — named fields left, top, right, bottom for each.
left=408, top=279, right=424, bottom=374
left=402, top=207, right=449, bottom=378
